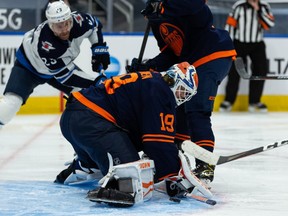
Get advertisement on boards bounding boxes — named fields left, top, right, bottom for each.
left=0, top=34, right=288, bottom=97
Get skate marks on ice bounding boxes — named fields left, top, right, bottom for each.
left=0, top=181, right=217, bottom=216
left=0, top=113, right=288, bottom=215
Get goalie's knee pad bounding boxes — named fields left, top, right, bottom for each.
left=0, top=93, right=23, bottom=125
left=88, top=159, right=155, bottom=206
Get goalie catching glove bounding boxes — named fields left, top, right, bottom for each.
left=87, top=153, right=155, bottom=207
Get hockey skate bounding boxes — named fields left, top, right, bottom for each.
left=87, top=178, right=135, bottom=207
left=54, top=158, right=102, bottom=185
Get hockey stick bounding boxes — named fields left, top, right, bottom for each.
left=235, top=57, right=288, bottom=80
left=155, top=187, right=217, bottom=206
left=184, top=193, right=217, bottom=206
left=138, top=22, right=150, bottom=64
left=181, top=139, right=288, bottom=165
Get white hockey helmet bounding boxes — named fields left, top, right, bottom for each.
left=45, top=0, right=72, bottom=24
left=163, top=62, right=198, bottom=106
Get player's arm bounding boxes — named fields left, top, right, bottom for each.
left=127, top=48, right=178, bottom=73
left=257, top=2, right=275, bottom=30
left=84, top=13, right=110, bottom=72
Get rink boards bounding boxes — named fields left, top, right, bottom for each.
left=0, top=34, right=288, bottom=113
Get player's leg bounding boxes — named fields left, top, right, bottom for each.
left=248, top=41, right=268, bottom=112
left=220, top=41, right=247, bottom=111
left=185, top=57, right=232, bottom=184
left=0, top=62, right=46, bottom=126
left=56, top=98, right=140, bottom=184
left=174, top=104, right=190, bottom=148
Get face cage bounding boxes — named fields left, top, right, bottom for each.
left=171, top=78, right=195, bottom=106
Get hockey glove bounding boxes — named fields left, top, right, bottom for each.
left=141, top=0, right=164, bottom=19
left=91, top=42, right=110, bottom=72
left=93, top=72, right=107, bottom=86
left=126, top=58, right=153, bottom=73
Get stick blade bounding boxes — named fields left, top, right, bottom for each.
left=181, top=140, right=219, bottom=165
left=234, top=57, right=251, bottom=79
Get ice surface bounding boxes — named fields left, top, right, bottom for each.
left=0, top=113, right=288, bottom=215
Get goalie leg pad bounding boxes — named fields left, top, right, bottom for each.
left=179, top=151, right=213, bottom=198
left=92, top=157, right=155, bottom=206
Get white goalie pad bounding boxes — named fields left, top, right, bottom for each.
left=99, top=157, right=155, bottom=204
left=178, top=151, right=213, bottom=198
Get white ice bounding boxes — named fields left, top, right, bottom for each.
left=0, top=112, right=288, bottom=216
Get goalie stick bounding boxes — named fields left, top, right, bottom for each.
left=155, top=187, right=217, bottom=206
left=138, top=22, right=150, bottom=64
left=181, top=139, right=288, bottom=166
left=235, top=57, right=288, bottom=80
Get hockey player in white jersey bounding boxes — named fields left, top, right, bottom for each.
left=0, top=0, right=110, bottom=128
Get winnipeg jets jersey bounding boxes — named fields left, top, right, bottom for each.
left=16, top=11, right=104, bottom=79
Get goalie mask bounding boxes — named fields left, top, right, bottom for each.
left=163, top=62, right=198, bottom=106
left=46, top=1, right=73, bottom=40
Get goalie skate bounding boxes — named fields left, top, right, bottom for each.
left=55, top=159, right=102, bottom=185
left=87, top=187, right=134, bottom=207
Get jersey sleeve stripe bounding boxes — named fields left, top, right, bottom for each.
left=72, top=91, right=116, bottom=124
left=175, top=133, right=190, bottom=141
left=143, top=138, right=174, bottom=143
left=143, top=134, right=174, bottom=139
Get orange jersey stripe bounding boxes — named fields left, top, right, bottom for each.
left=143, top=134, right=174, bottom=139
left=196, top=140, right=215, bottom=148
left=72, top=92, right=116, bottom=124
left=175, top=133, right=190, bottom=141
left=142, top=138, right=175, bottom=143
left=142, top=134, right=174, bottom=143
left=193, top=50, right=237, bottom=68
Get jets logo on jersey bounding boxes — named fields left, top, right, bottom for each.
left=159, top=23, right=184, bottom=57
left=41, top=41, right=55, bottom=52
left=74, top=14, right=83, bottom=27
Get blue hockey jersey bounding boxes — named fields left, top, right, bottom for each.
left=147, top=0, right=237, bottom=71
left=16, top=11, right=103, bottom=80
left=72, top=71, right=180, bottom=180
